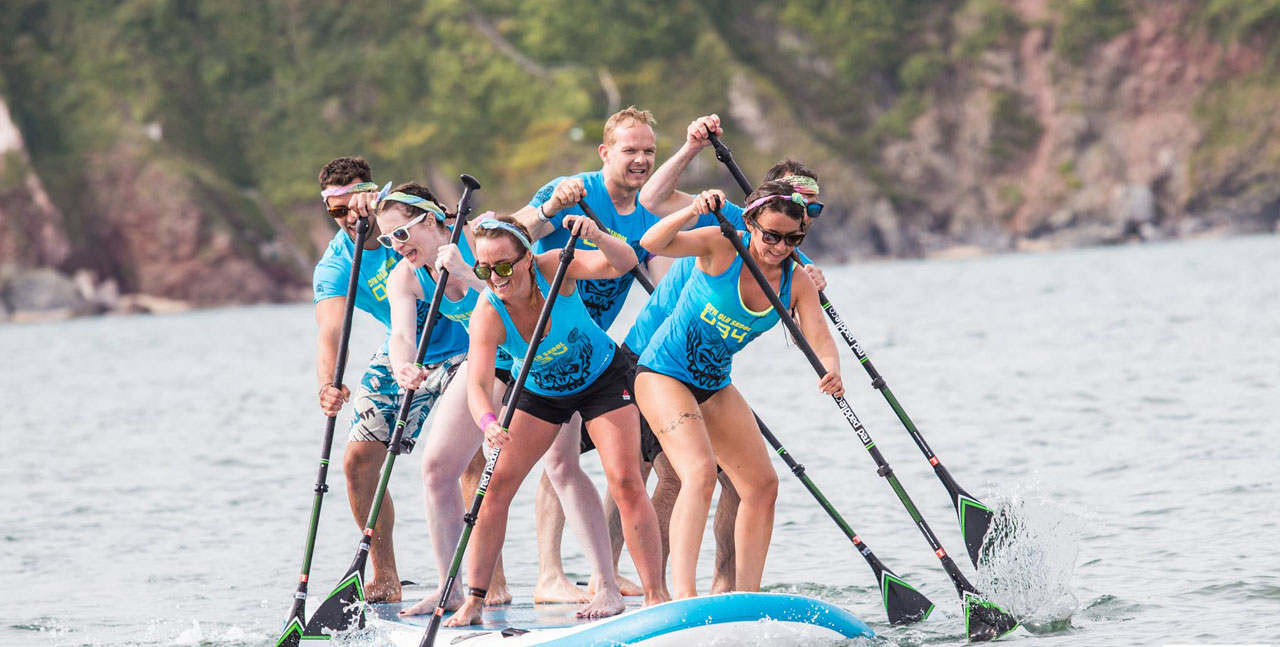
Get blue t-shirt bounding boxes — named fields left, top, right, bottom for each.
left=530, top=170, right=660, bottom=332
left=313, top=230, right=401, bottom=333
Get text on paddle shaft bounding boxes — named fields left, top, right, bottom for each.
left=699, top=303, right=752, bottom=341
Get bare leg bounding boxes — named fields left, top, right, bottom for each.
left=702, top=386, right=778, bottom=592
left=445, top=411, right=560, bottom=627
left=710, top=471, right=740, bottom=594
left=343, top=440, right=401, bottom=602
left=584, top=406, right=669, bottom=606
left=402, top=370, right=506, bottom=616
left=650, top=452, right=679, bottom=582
left=600, top=463, right=648, bottom=596
left=463, top=448, right=512, bottom=606
left=534, top=468, right=588, bottom=603
left=542, top=415, right=624, bottom=618
left=636, top=372, right=717, bottom=599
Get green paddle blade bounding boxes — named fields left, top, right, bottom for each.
left=881, top=571, right=935, bottom=625
left=963, top=590, right=1019, bottom=642
left=275, top=616, right=303, bottom=647
left=958, top=492, right=994, bottom=568
left=301, top=569, right=366, bottom=639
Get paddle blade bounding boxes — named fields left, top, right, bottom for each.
left=301, top=569, right=366, bottom=638
left=880, top=571, right=934, bottom=625
left=963, top=590, right=1019, bottom=642
left=958, top=492, right=995, bottom=568
left=275, top=616, right=304, bottom=647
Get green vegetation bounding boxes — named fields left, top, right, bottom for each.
left=956, top=0, right=1027, bottom=58
left=989, top=90, right=1042, bottom=168
left=1052, top=0, right=1133, bottom=63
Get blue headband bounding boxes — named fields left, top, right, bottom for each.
left=379, top=190, right=447, bottom=223
left=474, top=219, right=532, bottom=250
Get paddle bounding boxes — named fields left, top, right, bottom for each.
left=706, top=131, right=995, bottom=567
left=575, top=201, right=656, bottom=293
left=276, top=215, right=373, bottom=647
left=710, top=204, right=1018, bottom=642
left=418, top=218, right=586, bottom=647
left=302, top=174, right=482, bottom=639
left=578, top=201, right=931, bottom=625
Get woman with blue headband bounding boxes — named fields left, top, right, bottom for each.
left=445, top=214, right=668, bottom=627
left=635, top=179, right=845, bottom=600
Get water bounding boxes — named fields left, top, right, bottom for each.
left=2, top=235, right=1278, bottom=646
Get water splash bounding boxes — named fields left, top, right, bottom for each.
left=976, top=484, right=1085, bottom=633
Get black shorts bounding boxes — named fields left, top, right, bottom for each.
left=634, top=365, right=724, bottom=404
left=579, top=344, right=662, bottom=463
left=494, top=366, right=513, bottom=384
left=510, top=346, right=635, bottom=426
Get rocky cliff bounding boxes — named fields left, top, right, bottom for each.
left=2, top=0, right=1277, bottom=321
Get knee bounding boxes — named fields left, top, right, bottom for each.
left=422, top=456, right=455, bottom=494
left=343, top=442, right=383, bottom=474
left=676, top=461, right=718, bottom=501
left=542, top=454, right=584, bottom=486
left=737, top=470, right=779, bottom=507
left=609, top=472, right=647, bottom=507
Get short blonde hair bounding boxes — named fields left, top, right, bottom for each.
left=602, top=106, right=657, bottom=146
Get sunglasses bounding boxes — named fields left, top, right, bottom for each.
left=750, top=217, right=806, bottom=247
left=327, top=205, right=352, bottom=219
left=376, top=213, right=430, bottom=248
left=804, top=201, right=824, bottom=218
left=473, top=252, right=527, bottom=280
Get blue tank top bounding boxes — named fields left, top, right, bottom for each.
left=483, top=266, right=617, bottom=397
left=638, top=232, right=794, bottom=390
left=414, top=233, right=513, bottom=371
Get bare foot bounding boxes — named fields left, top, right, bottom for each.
left=399, top=586, right=463, bottom=616
left=534, top=574, right=590, bottom=604
left=365, top=577, right=402, bottom=603
left=643, top=586, right=671, bottom=607
left=443, top=598, right=484, bottom=627
left=709, top=573, right=734, bottom=595
left=485, top=581, right=512, bottom=606
left=615, top=573, right=644, bottom=597
left=576, top=586, right=625, bottom=619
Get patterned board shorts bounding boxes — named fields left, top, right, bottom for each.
left=348, top=350, right=466, bottom=454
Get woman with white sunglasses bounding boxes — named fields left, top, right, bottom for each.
left=376, top=184, right=631, bottom=619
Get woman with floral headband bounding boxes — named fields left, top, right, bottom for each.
left=375, top=185, right=629, bottom=617
left=445, top=214, right=668, bottom=627
left=635, top=179, right=844, bottom=599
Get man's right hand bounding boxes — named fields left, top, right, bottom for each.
left=545, top=177, right=587, bottom=215
left=686, top=114, right=722, bottom=151
left=347, top=191, right=380, bottom=219
left=319, top=383, right=351, bottom=417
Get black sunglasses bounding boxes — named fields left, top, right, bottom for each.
left=749, top=217, right=806, bottom=247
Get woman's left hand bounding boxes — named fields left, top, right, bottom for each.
left=804, top=264, right=827, bottom=291
left=818, top=370, right=844, bottom=397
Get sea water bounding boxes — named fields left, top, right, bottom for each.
left=2, top=234, right=1277, bottom=646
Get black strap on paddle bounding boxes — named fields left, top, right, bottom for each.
left=706, top=130, right=995, bottom=568
left=276, top=216, right=372, bottom=647
left=710, top=204, right=1018, bottom=642
left=585, top=195, right=931, bottom=624
left=418, top=216, right=586, bottom=647
left=302, top=174, right=482, bottom=639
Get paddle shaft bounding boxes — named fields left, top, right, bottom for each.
left=277, top=217, right=371, bottom=646
left=301, top=176, right=480, bottom=638
left=710, top=209, right=980, bottom=602
left=707, top=131, right=993, bottom=566
left=420, top=228, right=583, bottom=647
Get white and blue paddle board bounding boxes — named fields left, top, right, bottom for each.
left=367, top=591, right=873, bottom=646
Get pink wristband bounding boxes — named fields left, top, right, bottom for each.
left=479, top=412, right=498, bottom=429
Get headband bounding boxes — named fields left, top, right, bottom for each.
left=784, top=175, right=820, bottom=195
left=744, top=192, right=807, bottom=213
left=380, top=192, right=448, bottom=223
left=474, top=219, right=532, bottom=250
left=319, top=180, right=379, bottom=201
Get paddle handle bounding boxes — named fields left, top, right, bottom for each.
left=577, top=200, right=656, bottom=293
left=707, top=131, right=754, bottom=196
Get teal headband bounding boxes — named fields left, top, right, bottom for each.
left=380, top=191, right=447, bottom=223
left=474, top=219, right=532, bottom=250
